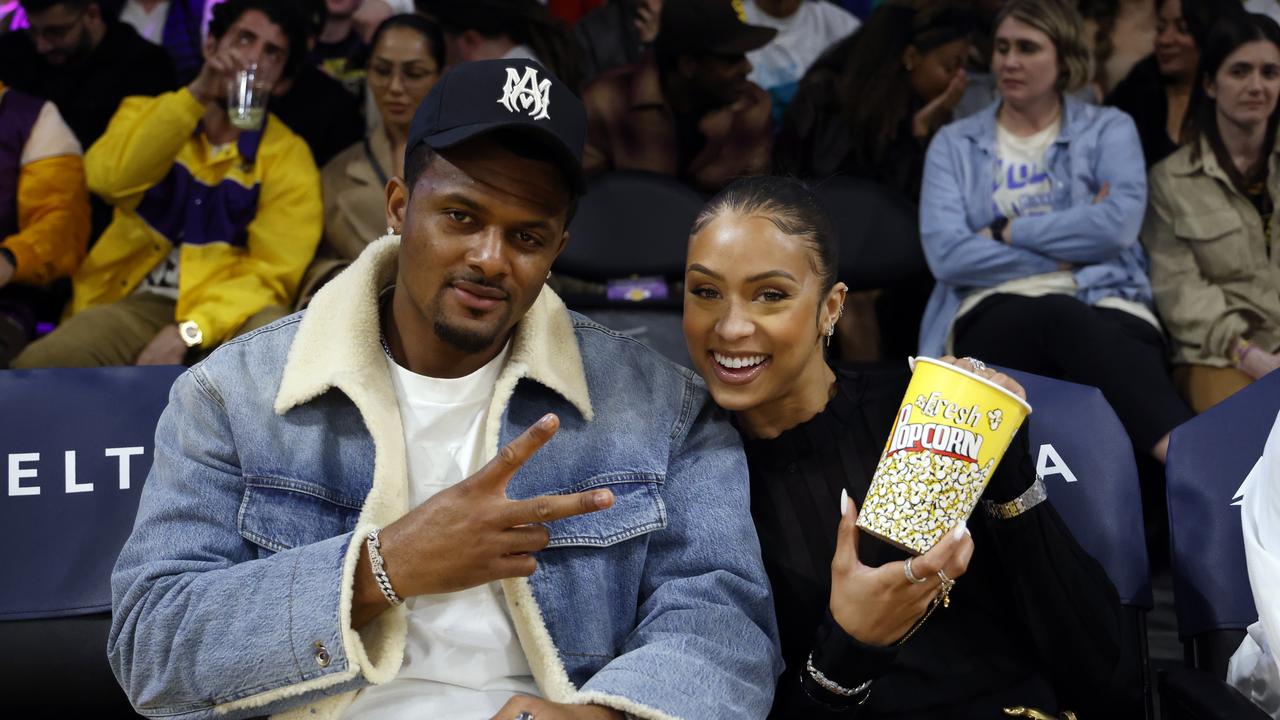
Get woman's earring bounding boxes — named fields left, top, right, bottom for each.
left=825, top=324, right=836, bottom=347
left=387, top=226, right=396, bottom=235
left=546, top=270, right=552, bottom=280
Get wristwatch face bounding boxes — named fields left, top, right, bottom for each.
left=179, top=321, right=202, bottom=347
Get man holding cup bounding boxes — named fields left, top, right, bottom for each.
left=12, top=0, right=322, bottom=368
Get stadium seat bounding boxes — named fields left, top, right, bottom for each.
left=556, top=170, right=704, bottom=367
left=812, top=175, right=926, bottom=292
left=557, top=170, right=704, bottom=283
left=0, top=365, right=184, bottom=715
left=1160, top=371, right=1280, bottom=718
left=1003, top=368, right=1154, bottom=718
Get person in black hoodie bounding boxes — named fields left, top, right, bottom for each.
left=0, top=0, right=177, bottom=149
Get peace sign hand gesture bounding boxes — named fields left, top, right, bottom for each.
left=353, top=414, right=614, bottom=628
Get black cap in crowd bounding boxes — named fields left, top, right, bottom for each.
left=406, top=58, right=587, bottom=193
left=657, top=0, right=777, bottom=57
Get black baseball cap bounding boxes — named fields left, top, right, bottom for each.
left=406, top=58, right=587, bottom=194
left=657, top=0, right=777, bottom=57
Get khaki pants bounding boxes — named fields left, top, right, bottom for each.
left=11, top=293, right=290, bottom=369
left=1173, top=364, right=1254, bottom=414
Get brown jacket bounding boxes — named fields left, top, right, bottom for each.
left=297, top=129, right=393, bottom=309
left=581, top=56, right=772, bottom=193
left=1142, top=136, right=1280, bottom=366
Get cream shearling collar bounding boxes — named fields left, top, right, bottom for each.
left=275, top=234, right=593, bottom=422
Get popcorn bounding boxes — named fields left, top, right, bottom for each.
left=855, top=357, right=1032, bottom=555
left=858, top=452, right=996, bottom=554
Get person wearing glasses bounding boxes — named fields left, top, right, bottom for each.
left=0, top=0, right=176, bottom=149
left=297, top=14, right=445, bottom=309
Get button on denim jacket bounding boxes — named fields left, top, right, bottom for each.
left=918, top=96, right=1153, bottom=356
left=108, top=237, right=783, bottom=720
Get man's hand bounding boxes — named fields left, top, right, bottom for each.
left=0, top=251, right=13, bottom=288
left=353, top=414, right=615, bottom=628
left=188, top=44, right=246, bottom=106
left=136, top=324, right=188, bottom=366
left=491, top=696, right=624, bottom=720
left=634, top=0, right=663, bottom=44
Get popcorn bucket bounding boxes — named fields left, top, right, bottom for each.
left=855, top=357, right=1033, bottom=554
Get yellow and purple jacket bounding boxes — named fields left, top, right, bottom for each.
left=0, top=81, right=90, bottom=285
left=75, top=88, right=322, bottom=346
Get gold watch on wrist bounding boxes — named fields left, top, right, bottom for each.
left=178, top=320, right=203, bottom=348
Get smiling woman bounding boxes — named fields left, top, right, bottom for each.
left=681, top=175, right=1136, bottom=718
left=1141, top=12, right=1280, bottom=412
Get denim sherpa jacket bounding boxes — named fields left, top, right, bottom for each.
left=917, top=96, right=1152, bottom=356
left=108, top=236, right=783, bottom=719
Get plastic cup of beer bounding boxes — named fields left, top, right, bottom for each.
left=855, top=357, right=1033, bottom=555
left=227, top=64, right=269, bottom=131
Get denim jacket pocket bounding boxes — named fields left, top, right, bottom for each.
left=545, top=472, right=667, bottom=548
left=237, top=476, right=363, bottom=554
left=1174, top=210, right=1252, bottom=281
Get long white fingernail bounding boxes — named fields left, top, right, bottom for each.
left=952, top=521, right=967, bottom=541
left=840, top=488, right=850, bottom=516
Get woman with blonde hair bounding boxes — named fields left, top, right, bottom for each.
left=919, top=0, right=1192, bottom=464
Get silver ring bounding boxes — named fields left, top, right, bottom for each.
left=964, top=357, right=987, bottom=374
left=937, top=568, right=953, bottom=584
left=903, top=557, right=928, bottom=584
left=514, top=713, right=535, bottom=720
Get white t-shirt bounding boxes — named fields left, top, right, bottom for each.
left=992, top=116, right=1060, bottom=220
left=341, top=342, right=541, bottom=719
left=119, top=0, right=170, bottom=45
left=744, top=0, right=861, bottom=92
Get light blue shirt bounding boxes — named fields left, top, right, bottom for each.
left=917, top=96, right=1152, bottom=356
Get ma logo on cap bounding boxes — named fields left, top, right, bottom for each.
left=498, top=66, right=551, bottom=121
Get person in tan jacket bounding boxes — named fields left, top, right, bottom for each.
left=1142, top=12, right=1280, bottom=412
left=299, top=14, right=443, bottom=309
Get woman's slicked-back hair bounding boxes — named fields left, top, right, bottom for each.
left=691, top=176, right=840, bottom=297
left=995, top=0, right=1091, bottom=92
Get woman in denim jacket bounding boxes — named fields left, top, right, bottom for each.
left=919, top=0, right=1191, bottom=462
left=1143, top=12, right=1280, bottom=412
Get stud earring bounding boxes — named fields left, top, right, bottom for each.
left=386, top=226, right=396, bottom=235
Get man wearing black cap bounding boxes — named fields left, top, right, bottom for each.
left=108, top=58, right=781, bottom=720
left=580, top=0, right=776, bottom=193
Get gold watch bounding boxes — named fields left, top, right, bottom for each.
left=178, top=320, right=204, bottom=348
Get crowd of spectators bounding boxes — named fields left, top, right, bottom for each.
left=0, top=0, right=1276, bottom=440
left=3, top=0, right=1280, bottom=713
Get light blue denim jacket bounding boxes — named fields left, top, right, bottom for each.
left=918, top=96, right=1152, bottom=356
left=108, top=237, right=782, bottom=720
